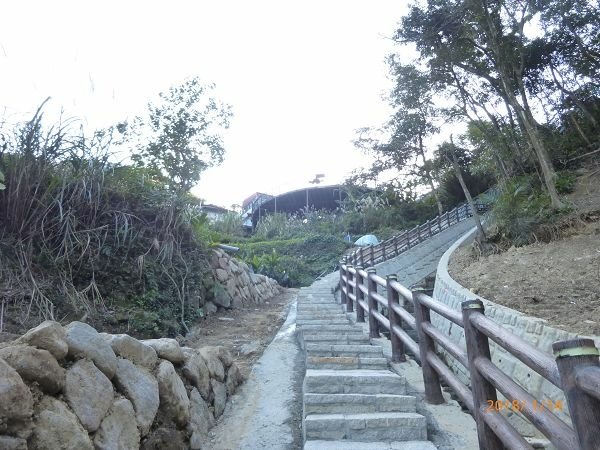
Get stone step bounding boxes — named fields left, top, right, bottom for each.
left=297, top=307, right=344, bottom=313
left=303, top=393, right=416, bottom=416
left=297, top=319, right=350, bottom=326
left=304, top=440, right=438, bottom=450
left=297, top=314, right=348, bottom=321
left=299, top=325, right=364, bottom=334
left=304, top=412, right=427, bottom=442
left=298, top=301, right=339, bottom=305
left=304, top=369, right=405, bottom=395
left=306, top=344, right=383, bottom=358
left=301, top=334, right=370, bottom=344
left=306, top=356, right=388, bottom=370
left=298, top=303, right=343, bottom=309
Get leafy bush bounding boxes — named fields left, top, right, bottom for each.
left=239, top=234, right=349, bottom=287
left=488, top=176, right=566, bottom=246
left=555, top=170, right=577, bottom=194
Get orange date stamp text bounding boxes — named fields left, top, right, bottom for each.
left=485, top=399, right=564, bottom=413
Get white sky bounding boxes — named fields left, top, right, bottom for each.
left=0, top=1, right=407, bottom=209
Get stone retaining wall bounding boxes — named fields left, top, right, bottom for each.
left=0, top=320, right=244, bottom=449
left=207, top=248, right=281, bottom=313
left=433, top=226, right=600, bottom=434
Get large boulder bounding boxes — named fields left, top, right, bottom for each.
left=0, top=358, right=33, bottom=423
left=156, top=361, right=190, bottom=427
left=142, top=338, right=184, bottom=364
left=105, top=334, right=158, bottom=369
left=141, top=427, right=187, bottom=450
left=198, top=348, right=225, bottom=382
left=0, top=345, right=65, bottom=394
left=0, top=436, right=27, bottom=450
left=114, top=358, right=159, bottom=437
left=204, top=301, right=218, bottom=316
left=181, top=352, right=211, bottom=401
left=188, top=388, right=215, bottom=450
left=225, top=363, right=244, bottom=396
left=64, top=359, right=113, bottom=432
left=65, top=321, right=117, bottom=378
left=16, top=320, right=68, bottom=360
left=202, top=346, right=234, bottom=368
left=212, top=284, right=232, bottom=309
left=94, top=398, right=140, bottom=450
left=29, top=397, right=93, bottom=450
left=215, top=268, right=229, bottom=283
left=211, top=379, right=227, bottom=419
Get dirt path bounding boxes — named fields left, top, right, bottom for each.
left=202, top=301, right=303, bottom=450
left=184, top=288, right=303, bottom=450
left=184, top=288, right=299, bottom=378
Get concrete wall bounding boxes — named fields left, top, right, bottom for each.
left=432, top=226, right=600, bottom=432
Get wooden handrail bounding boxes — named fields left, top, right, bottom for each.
left=470, top=312, right=561, bottom=387
left=338, top=259, right=600, bottom=449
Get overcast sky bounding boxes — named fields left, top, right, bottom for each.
left=0, top=1, right=407, bottom=208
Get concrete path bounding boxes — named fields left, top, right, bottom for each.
left=297, top=274, right=437, bottom=450
left=207, top=300, right=304, bottom=450
left=374, top=219, right=475, bottom=288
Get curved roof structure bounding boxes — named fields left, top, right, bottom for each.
left=249, top=184, right=374, bottom=228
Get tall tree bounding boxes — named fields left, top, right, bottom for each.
left=130, top=77, right=232, bottom=192
left=355, top=64, right=445, bottom=214
left=400, top=0, right=566, bottom=208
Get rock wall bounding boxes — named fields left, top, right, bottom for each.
left=0, top=320, right=244, bottom=449
left=206, top=248, right=281, bottom=313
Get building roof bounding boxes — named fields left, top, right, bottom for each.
left=200, top=204, right=230, bottom=214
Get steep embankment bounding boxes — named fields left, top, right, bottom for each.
left=449, top=167, right=600, bottom=335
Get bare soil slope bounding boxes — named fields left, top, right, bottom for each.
left=449, top=166, right=600, bottom=336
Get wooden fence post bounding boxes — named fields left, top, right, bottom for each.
left=427, top=219, right=432, bottom=237
left=462, top=299, right=503, bottom=450
left=346, top=265, right=354, bottom=313
left=386, top=274, right=405, bottom=362
left=394, top=235, right=398, bottom=255
left=437, top=215, right=441, bottom=232
left=370, top=245, right=375, bottom=265
left=367, top=268, right=379, bottom=338
left=447, top=211, right=451, bottom=228
left=339, top=261, right=346, bottom=306
left=382, top=242, right=386, bottom=261
left=413, top=290, right=444, bottom=404
left=553, top=338, right=600, bottom=450
left=359, top=248, right=364, bottom=267
left=355, top=266, right=365, bottom=322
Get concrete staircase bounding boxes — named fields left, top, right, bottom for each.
left=297, top=276, right=437, bottom=450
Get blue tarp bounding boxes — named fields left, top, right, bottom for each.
left=354, top=234, right=379, bottom=246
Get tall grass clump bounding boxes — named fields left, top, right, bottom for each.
left=0, top=105, right=212, bottom=336
left=488, top=175, right=571, bottom=247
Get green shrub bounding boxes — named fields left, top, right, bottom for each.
left=489, top=176, right=565, bottom=246
left=555, top=170, right=577, bottom=194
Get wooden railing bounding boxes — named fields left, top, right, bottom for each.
left=346, top=202, right=488, bottom=267
left=338, top=263, right=600, bottom=450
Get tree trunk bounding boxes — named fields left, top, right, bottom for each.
left=448, top=140, right=486, bottom=241
left=418, top=136, right=444, bottom=215
left=476, top=0, right=565, bottom=209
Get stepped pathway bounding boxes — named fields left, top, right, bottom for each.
left=374, top=219, right=475, bottom=289
left=297, top=274, right=436, bottom=450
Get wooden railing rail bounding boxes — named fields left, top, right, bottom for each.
left=337, top=260, right=600, bottom=450
left=346, top=200, right=489, bottom=268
